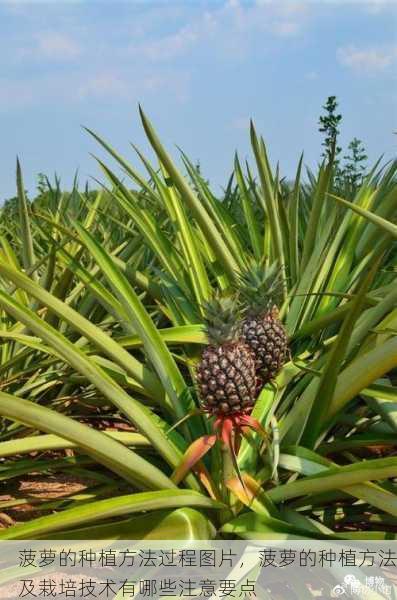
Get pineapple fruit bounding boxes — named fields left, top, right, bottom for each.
left=238, top=262, right=288, bottom=382
left=196, top=297, right=257, bottom=415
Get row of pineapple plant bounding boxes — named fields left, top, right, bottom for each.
left=0, top=107, right=394, bottom=541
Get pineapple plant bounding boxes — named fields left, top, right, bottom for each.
left=196, top=296, right=257, bottom=415
left=238, top=262, right=289, bottom=383
left=170, top=296, right=269, bottom=487
left=0, top=107, right=396, bottom=543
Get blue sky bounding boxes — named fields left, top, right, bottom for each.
left=0, top=0, right=396, bottom=200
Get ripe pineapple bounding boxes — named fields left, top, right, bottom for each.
left=196, top=297, right=257, bottom=415
left=238, top=262, right=288, bottom=382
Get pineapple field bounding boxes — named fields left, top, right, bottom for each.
left=0, top=107, right=396, bottom=541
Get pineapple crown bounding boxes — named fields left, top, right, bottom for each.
left=236, top=259, right=283, bottom=317
left=201, top=294, right=241, bottom=346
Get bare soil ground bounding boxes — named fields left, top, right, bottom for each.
left=0, top=420, right=134, bottom=528
left=0, top=472, right=97, bottom=527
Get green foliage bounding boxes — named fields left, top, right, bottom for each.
left=342, top=137, right=368, bottom=189
left=201, top=295, right=241, bottom=345
left=237, top=260, right=283, bottom=315
left=318, top=95, right=342, bottom=165
left=0, top=195, right=19, bottom=225
left=318, top=96, right=368, bottom=194
left=36, top=172, right=49, bottom=197
left=0, top=108, right=395, bottom=541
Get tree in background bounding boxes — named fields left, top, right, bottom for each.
left=318, top=95, right=367, bottom=193
left=0, top=195, right=19, bottom=225
left=36, top=172, right=49, bottom=197
left=342, top=137, right=368, bottom=189
left=318, top=95, right=342, bottom=167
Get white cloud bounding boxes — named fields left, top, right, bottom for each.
left=0, top=67, right=191, bottom=112
left=364, top=0, right=394, bottom=14
left=131, top=25, right=198, bottom=62
left=127, top=1, right=308, bottom=63
left=77, top=69, right=191, bottom=104
left=34, top=32, right=81, bottom=60
left=222, top=0, right=308, bottom=35
left=337, top=44, right=397, bottom=72
left=0, top=71, right=85, bottom=112
left=78, top=72, right=132, bottom=100
left=16, top=32, right=82, bottom=62
left=0, top=0, right=310, bottom=113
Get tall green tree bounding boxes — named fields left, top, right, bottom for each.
left=318, top=95, right=342, bottom=168
left=342, top=137, right=368, bottom=189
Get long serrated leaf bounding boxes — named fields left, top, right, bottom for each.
left=0, top=287, right=199, bottom=489
left=234, top=153, right=262, bottom=259
left=43, top=507, right=216, bottom=540
left=0, top=391, right=172, bottom=490
left=269, top=456, right=397, bottom=503
left=331, top=193, right=397, bottom=239
left=250, top=123, right=287, bottom=297
left=0, top=431, right=149, bottom=458
left=301, top=254, right=381, bottom=447
left=326, top=335, right=397, bottom=423
left=74, top=222, right=197, bottom=424
left=139, top=106, right=239, bottom=281
left=0, top=489, right=221, bottom=539
left=0, top=259, right=163, bottom=404
left=16, top=159, right=37, bottom=279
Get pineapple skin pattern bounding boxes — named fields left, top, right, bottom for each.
left=241, top=306, right=288, bottom=382
left=196, top=340, right=257, bottom=415
left=196, top=306, right=288, bottom=416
